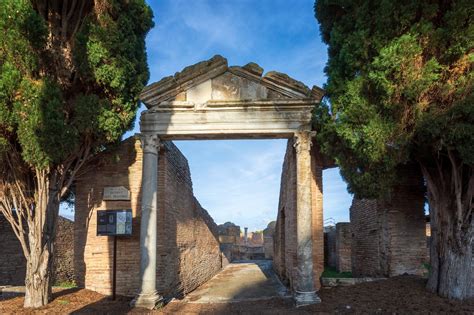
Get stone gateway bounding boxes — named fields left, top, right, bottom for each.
left=133, top=55, right=326, bottom=308
left=67, top=55, right=444, bottom=309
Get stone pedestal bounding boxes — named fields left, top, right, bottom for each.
left=131, top=134, right=163, bottom=309
left=293, top=131, right=321, bottom=307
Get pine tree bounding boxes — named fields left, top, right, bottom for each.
left=0, top=0, right=153, bottom=307
left=315, top=0, right=473, bottom=300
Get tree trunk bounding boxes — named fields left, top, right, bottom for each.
left=24, top=252, right=51, bottom=308
left=422, top=161, right=473, bottom=300
left=23, top=180, right=60, bottom=308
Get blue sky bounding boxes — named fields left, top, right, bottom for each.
left=61, top=0, right=354, bottom=231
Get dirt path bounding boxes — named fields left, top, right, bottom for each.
left=182, top=260, right=290, bottom=303
left=1, top=275, right=473, bottom=314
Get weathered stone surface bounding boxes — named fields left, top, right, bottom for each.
left=74, top=138, right=222, bottom=298
left=141, top=99, right=315, bottom=140
left=311, top=86, right=325, bottom=100
left=139, top=55, right=324, bottom=109
left=263, top=71, right=311, bottom=97
left=103, top=186, right=131, bottom=201
left=140, top=55, right=228, bottom=106
left=321, top=277, right=387, bottom=287
left=242, top=62, right=264, bottom=77
left=211, top=72, right=268, bottom=101
left=274, top=138, right=324, bottom=294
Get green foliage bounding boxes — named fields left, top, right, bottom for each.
left=53, top=280, right=77, bottom=288
left=0, top=0, right=153, bottom=170
left=322, top=266, right=352, bottom=278
left=314, top=0, right=473, bottom=198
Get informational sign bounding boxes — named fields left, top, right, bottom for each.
left=103, top=186, right=131, bottom=201
left=97, top=209, right=132, bottom=236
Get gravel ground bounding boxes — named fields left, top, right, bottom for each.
left=1, top=275, right=473, bottom=314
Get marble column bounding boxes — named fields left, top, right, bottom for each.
left=131, top=134, right=163, bottom=309
left=293, top=131, right=321, bottom=307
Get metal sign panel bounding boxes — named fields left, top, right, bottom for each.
left=97, top=209, right=132, bottom=236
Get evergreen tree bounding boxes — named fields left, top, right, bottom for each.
left=0, top=0, right=153, bottom=307
left=315, top=0, right=473, bottom=299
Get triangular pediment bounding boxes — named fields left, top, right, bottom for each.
left=140, top=55, right=324, bottom=108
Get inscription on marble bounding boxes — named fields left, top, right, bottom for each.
left=103, top=186, right=131, bottom=201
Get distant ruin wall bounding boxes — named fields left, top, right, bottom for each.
left=335, top=223, right=352, bottom=273
left=350, top=165, right=427, bottom=277
left=263, top=222, right=275, bottom=259
left=325, top=223, right=351, bottom=273
left=0, top=215, right=74, bottom=285
left=274, top=139, right=324, bottom=291
left=74, top=138, right=222, bottom=298
left=325, top=227, right=337, bottom=269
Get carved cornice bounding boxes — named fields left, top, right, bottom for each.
left=294, top=131, right=316, bottom=153
left=138, top=134, right=160, bottom=154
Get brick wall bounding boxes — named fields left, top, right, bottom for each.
left=274, top=139, right=324, bottom=290
left=0, top=215, right=74, bottom=285
left=263, top=221, right=275, bottom=259
left=335, top=223, right=351, bottom=273
left=350, top=199, right=383, bottom=277
left=311, top=143, right=325, bottom=288
left=350, top=164, right=426, bottom=277
left=52, top=217, right=75, bottom=284
left=325, top=227, right=336, bottom=269
left=0, top=214, right=26, bottom=285
left=74, top=137, right=222, bottom=298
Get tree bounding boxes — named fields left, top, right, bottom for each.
left=0, top=0, right=153, bottom=307
left=314, top=0, right=473, bottom=300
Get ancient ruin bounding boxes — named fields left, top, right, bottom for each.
left=2, top=55, right=465, bottom=310
left=133, top=55, right=326, bottom=308
left=0, top=215, right=74, bottom=286
left=74, top=138, right=222, bottom=298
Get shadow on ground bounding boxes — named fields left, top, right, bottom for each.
left=1, top=274, right=474, bottom=314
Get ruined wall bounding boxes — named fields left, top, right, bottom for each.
left=0, top=215, right=74, bottom=285
left=325, top=227, right=337, bottom=269
left=263, top=221, right=275, bottom=259
left=0, top=214, right=26, bottom=285
left=274, top=139, right=324, bottom=290
left=311, top=143, right=325, bottom=287
left=350, top=199, right=383, bottom=277
left=52, top=217, right=75, bottom=284
left=74, top=137, right=222, bottom=297
left=350, top=165, right=426, bottom=277
left=274, top=140, right=298, bottom=287
left=335, top=223, right=352, bottom=273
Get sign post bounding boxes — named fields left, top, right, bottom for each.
left=97, top=209, right=133, bottom=300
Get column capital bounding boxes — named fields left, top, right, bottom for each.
left=293, top=131, right=316, bottom=154
left=138, top=134, right=160, bottom=154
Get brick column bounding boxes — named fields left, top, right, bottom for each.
left=293, top=131, right=321, bottom=306
left=131, top=134, right=163, bottom=309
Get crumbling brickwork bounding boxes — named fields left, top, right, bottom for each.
left=325, top=227, right=337, bottom=269
left=0, top=215, right=74, bottom=285
left=0, top=214, right=26, bottom=285
left=274, top=139, right=324, bottom=290
left=74, top=137, right=222, bottom=298
left=350, top=165, right=426, bottom=277
left=350, top=199, right=382, bottom=276
left=335, top=223, right=352, bottom=273
left=52, top=217, right=75, bottom=284
left=263, top=221, right=275, bottom=259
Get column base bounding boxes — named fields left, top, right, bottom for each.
left=130, top=290, right=163, bottom=310
left=294, top=290, right=321, bottom=307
